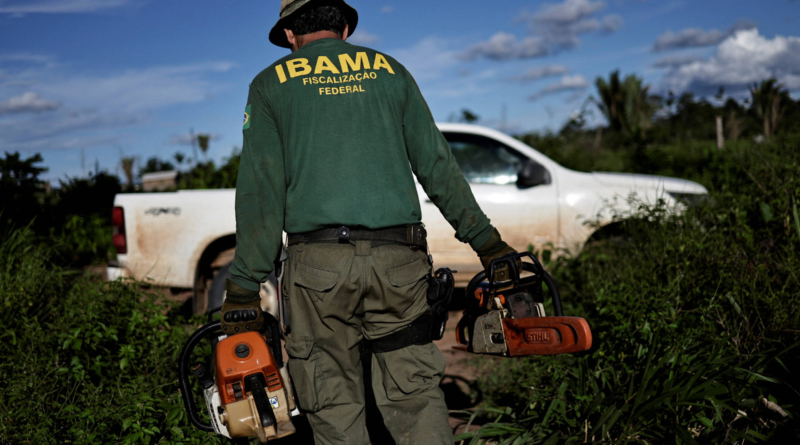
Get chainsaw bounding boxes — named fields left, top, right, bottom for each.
left=179, top=310, right=299, bottom=442
left=454, top=252, right=592, bottom=356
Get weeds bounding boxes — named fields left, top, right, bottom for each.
left=0, top=225, right=219, bottom=444
left=460, top=136, right=800, bottom=443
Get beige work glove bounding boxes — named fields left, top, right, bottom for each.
left=476, top=229, right=519, bottom=282
left=221, top=279, right=264, bottom=334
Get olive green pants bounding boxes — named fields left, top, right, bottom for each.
left=283, top=241, right=453, bottom=445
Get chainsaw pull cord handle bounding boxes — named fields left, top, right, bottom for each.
left=179, top=320, right=221, bottom=433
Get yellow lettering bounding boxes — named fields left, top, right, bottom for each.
left=339, top=86, right=345, bottom=94
left=275, top=65, right=288, bottom=83
left=359, top=85, right=365, bottom=92
left=345, top=86, right=352, bottom=93
left=319, top=88, right=325, bottom=95
left=332, top=87, right=339, bottom=95
left=370, top=72, right=377, bottom=79
left=373, top=54, right=395, bottom=74
left=314, top=56, right=340, bottom=74
left=286, top=58, right=312, bottom=77
left=302, top=78, right=309, bottom=85
left=356, top=73, right=363, bottom=81
left=338, top=52, right=370, bottom=73
left=325, top=87, right=332, bottom=95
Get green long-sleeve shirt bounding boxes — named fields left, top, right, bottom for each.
left=229, top=38, right=494, bottom=292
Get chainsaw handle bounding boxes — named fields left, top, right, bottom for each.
left=179, top=321, right=221, bottom=433
left=467, top=253, right=563, bottom=317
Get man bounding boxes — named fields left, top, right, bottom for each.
left=220, top=1, right=517, bottom=444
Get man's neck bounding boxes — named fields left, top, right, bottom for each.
left=293, top=31, right=342, bottom=51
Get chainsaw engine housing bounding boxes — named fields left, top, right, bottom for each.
left=179, top=317, right=299, bottom=443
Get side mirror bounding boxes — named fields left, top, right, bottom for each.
left=517, top=160, right=551, bottom=189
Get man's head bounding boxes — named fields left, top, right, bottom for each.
left=268, top=0, right=359, bottom=50
left=284, top=6, right=349, bottom=52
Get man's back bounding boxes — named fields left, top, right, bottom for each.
left=249, top=38, right=421, bottom=233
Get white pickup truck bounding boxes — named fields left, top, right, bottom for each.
left=108, top=123, right=707, bottom=315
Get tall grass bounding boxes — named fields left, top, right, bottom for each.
left=0, top=225, right=219, bottom=444
left=459, top=136, right=800, bottom=443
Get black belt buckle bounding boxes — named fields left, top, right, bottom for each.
left=338, top=226, right=350, bottom=243
left=407, top=225, right=426, bottom=246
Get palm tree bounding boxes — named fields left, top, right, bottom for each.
left=196, top=134, right=211, bottom=161
left=749, top=79, right=789, bottom=139
left=595, top=71, right=658, bottom=138
left=120, top=157, right=135, bottom=191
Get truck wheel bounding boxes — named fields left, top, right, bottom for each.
left=207, top=263, right=279, bottom=316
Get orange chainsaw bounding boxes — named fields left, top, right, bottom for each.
left=179, top=313, right=298, bottom=442
left=454, top=252, right=592, bottom=356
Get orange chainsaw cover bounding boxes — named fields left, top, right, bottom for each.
left=215, top=331, right=283, bottom=405
left=502, top=316, right=592, bottom=356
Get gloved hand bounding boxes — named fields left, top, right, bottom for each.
left=476, top=229, right=519, bottom=282
left=221, top=279, right=264, bottom=335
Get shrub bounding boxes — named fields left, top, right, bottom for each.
left=0, top=225, right=222, bottom=444
left=460, top=135, right=800, bottom=443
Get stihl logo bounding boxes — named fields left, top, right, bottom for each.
left=525, top=331, right=550, bottom=344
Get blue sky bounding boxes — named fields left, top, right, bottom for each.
left=0, top=0, right=798, bottom=181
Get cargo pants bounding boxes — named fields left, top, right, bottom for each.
left=283, top=240, right=453, bottom=445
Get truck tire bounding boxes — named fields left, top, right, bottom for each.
left=207, top=263, right=279, bottom=316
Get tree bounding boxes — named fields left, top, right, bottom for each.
left=139, top=157, right=175, bottom=177
left=0, top=152, right=48, bottom=226
left=196, top=134, right=211, bottom=161
left=749, top=79, right=789, bottom=139
left=120, top=157, right=135, bottom=191
left=595, top=71, right=659, bottom=138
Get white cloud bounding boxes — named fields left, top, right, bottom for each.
left=0, top=0, right=130, bottom=14
left=512, top=65, right=569, bottom=82
left=462, top=0, right=622, bottom=61
left=36, top=61, right=234, bottom=112
left=0, top=108, right=147, bottom=151
left=391, top=37, right=459, bottom=81
left=0, top=92, right=61, bottom=115
left=661, top=29, right=800, bottom=95
left=459, top=32, right=548, bottom=61
left=653, top=19, right=757, bottom=52
left=380, top=5, right=394, bottom=13
left=168, top=133, right=221, bottom=146
left=348, top=30, right=381, bottom=46
left=0, top=58, right=233, bottom=151
left=528, top=74, right=589, bottom=101
left=652, top=54, right=704, bottom=68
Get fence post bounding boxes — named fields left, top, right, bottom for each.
left=716, top=116, right=724, bottom=149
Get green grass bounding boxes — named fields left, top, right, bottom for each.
left=0, top=224, right=224, bottom=444
left=457, top=135, right=800, bottom=443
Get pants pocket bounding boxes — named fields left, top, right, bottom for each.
left=286, top=336, right=329, bottom=413
left=292, top=261, right=339, bottom=302
left=376, top=343, right=446, bottom=402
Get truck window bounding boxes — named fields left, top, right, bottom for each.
left=442, top=133, right=528, bottom=185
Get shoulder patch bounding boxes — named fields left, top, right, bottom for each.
left=243, top=104, right=251, bottom=130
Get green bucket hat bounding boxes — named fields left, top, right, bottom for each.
left=269, top=0, right=359, bottom=49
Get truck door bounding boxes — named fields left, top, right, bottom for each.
left=418, top=132, right=559, bottom=282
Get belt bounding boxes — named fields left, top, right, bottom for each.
left=287, top=224, right=427, bottom=248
